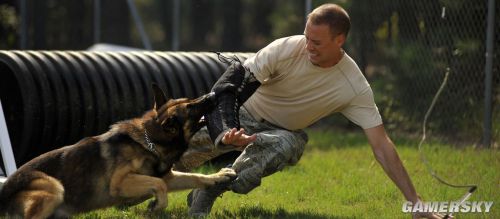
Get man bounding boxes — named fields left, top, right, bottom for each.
left=176, top=4, right=443, bottom=218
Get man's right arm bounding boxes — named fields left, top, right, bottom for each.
left=205, top=58, right=261, bottom=148
left=207, top=38, right=286, bottom=148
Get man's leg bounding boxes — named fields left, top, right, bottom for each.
left=188, top=109, right=308, bottom=216
left=229, top=129, right=307, bottom=194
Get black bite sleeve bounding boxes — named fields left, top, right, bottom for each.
left=205, top=62, right=261, bottom=147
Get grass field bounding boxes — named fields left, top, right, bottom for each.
left=76, top=129, right=499, bottom=218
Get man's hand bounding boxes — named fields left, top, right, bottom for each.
left=221, top=128, right=256, bottom=150
left=411, top=199, right=453, bottom=219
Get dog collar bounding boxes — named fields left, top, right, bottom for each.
left=143, top=129, right=159, bottom=155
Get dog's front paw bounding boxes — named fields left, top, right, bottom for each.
left=147, top=197, right=168, bottom=212
left=213, top=168, right=237, bottom=183
left=200, top=168, right=237, bottom=187
left=147, top=199, right=158, bottom=212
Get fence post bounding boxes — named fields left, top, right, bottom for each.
left=483, top=0, right=496, bottom=148
left=172, top=0, right=180, bottom=51
left=305, top=0, right=312, bottom=24
left=93, top=0, right=101, bottom=44
left=126, top=0, right=152, bottom=50
left=19, top=0, right=27, bottom=49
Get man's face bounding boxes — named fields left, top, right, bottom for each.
left=304, top=22, right=345, bottom=68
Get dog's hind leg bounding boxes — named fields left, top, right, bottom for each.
left=16, top=175, right=64, bottom=219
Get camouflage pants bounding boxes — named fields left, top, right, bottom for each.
left=175, top=107, right=308, bottom=194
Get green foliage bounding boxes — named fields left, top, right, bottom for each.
left=0, top=4, right=18, bottom=49
left=269, top=1, right=304, bottom=39
left=346, top=0, right=498, bottom=143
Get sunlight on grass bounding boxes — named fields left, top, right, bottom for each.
left=76, top=129, right=499, bottom=218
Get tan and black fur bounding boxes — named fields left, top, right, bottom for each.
left=0, top=85, right=235, bottom=218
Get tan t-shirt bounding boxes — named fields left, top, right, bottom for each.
left=243, top=35, right=383, bottom=130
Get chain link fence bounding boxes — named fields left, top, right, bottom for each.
left=345, top=0, right=499, bottom=146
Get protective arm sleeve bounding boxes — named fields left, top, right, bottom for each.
left=205, top=61, right=261, bottom=147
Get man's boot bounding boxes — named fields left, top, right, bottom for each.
left=187, top=179, right=232, bottom=217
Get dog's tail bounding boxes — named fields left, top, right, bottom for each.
left=0, top=171, right=64, bottom=216
left=0, top=171, right=38, bottom=215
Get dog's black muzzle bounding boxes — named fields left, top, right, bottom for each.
left=192, top=92, right=217, bottom=111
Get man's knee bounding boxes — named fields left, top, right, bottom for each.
left=259, top=130, right=307, bottom=164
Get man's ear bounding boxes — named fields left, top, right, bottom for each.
left=335, top=34, right=346, bottom=47
left=152, top=83, right=169, bottom=111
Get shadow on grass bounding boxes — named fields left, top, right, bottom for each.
left=82, top=205, right=349, bottom=219
left=214, top=206, right=349, bottom=219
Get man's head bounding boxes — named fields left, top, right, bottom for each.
left=304, top=4, right=350, bottom=68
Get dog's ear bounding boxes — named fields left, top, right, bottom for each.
left=152, top=83, right=168, bottom=110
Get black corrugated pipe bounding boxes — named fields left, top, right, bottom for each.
left=0, top=51, right=253, bottom=166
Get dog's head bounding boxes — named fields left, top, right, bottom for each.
left=143, top=84, right=215, bottom=148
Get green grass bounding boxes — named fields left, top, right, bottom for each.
left=76, top=129, right=499, bottom=218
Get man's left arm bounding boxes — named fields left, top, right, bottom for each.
left=364, top=124, right=445, bottom=219
left=364, top=124, right=418, bottom=203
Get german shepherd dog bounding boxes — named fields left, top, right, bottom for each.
left=0, top=85, right=236, bottom=218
